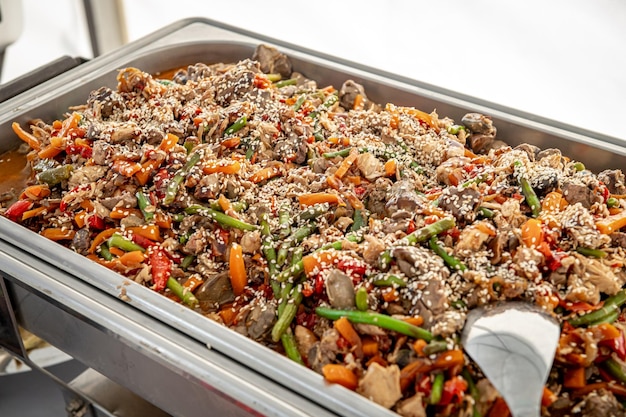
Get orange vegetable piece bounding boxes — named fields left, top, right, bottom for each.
left=158, top=133, right=179, bottom=152
left=128, top=225, right=162, bottom=242
left=20, top=185, right=50, bottom=200
left=596, top=210, right=626, bottom=234
left=89, top=228, right=120, bottom=254
left=413, top=339, right=428, bottom=357
left=108, top=247, right=125, bottom=257
left=488, top=397, right=511, bottom=417
left=362, top=337, right=379, bottom=357
left=352, top=94, right=364, bottom=111
left=135, top=158, right=163, bottom=186
left=334, top=317, right=363, bottom=358
left=219, top=305, right=238, bottom=326
left=41, top=228, right=76, bottom=241
left=110, top=207, right=142, bottom=220
left=112, top=159, right=142, bottom=177
left=521, top=218, right=544, bottom=248
left=298, top=193, right=344, bottom=208
left=302, top=250, right=340, bottom=276
left=590, top=322, right=621, bottom=341
left=221, top=137, right=241, bottom=148
left=183, top=275, right=204, bottom=293
left=384, top=159, right=397, bottom=177
left=118, top=250, right=145, bottom=266
left=21, top=206, right=48, bottom=220
left=333, top=148, right=359, bottom=179
left=12, top=122, right=40, bottom=150
left=541, top=386, right=557, bottom=407
left=154, top=211, right=172, bottom=229
left=431, top=349, right=465, bottom=370
left=563, top=367, right=586, bottom=389
left=541, top=191, right=564, bottom=212
left=321, top=364, right=358, bottom=390
left=248, top=163, right=283, bottom=183
left=203, top=160, right=242, bottom=175
left=229, top=243, right=247, bottom=296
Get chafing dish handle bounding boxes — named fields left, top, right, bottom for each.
left=0, top=274, right=26, bottom=359
left=0, top=55, right=87, bottom=103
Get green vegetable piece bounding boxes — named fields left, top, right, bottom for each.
left=350, top=209, right=365, bottom=233
left=315, top=307, right=433, bottom=341
left=99, top=243, right=113, bottom=261
left=371, top=275, right=407, bottom=288
left=185, top=205, right=257, bottom=231
left=37, top=164, right=73, bottom=186
left=569, top=289, right=626, bottom=327
left=355, top=287, right=369, bottom=311
left=163, top=152, right=201, bottom=205
left=478, top=207, right=495, bottom=219
left=572, top=162, right=585, bottom=171
left=447, top=125, right=466, bottom=135
left=379, top=218, right=456, bottom=270
left=281, top=328, right=304, bottom=365
left=180, top=255, right=195, bottom=270
left=224, top=115, right=247, bottom=136
left=136, top=190, right=154, bottom=221
left=575, top=246, right=608, bottom=258
left=422, top=340, right=448, bottom=356
left=108, top=233, right=145, bottom=253
left=274, top=78, right=297, bottom=88
left=323, top=148, right=353, bottom=159
left=607, top=197, right=620, bottom=208
left=166, top=277, right=199, bottom=309
left=430, top=372, right=444, bottom=405
left=293, top=94, right=306, bottom=111
left=429, top=236, right=467, bottom=272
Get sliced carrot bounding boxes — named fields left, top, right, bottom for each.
left=413, top=339, right=428, bottom=357
left=590, top=322, right=621, bottom=341
left=41, top=228, right=76, bottom=241
left=382, top=288, right=399, bottom=302
left=334, top=317, right=363, bottom=357
left=399, top=359, right=431, bottom=391
left=362, top=337, right=379, bottom=357
left=219, top=305, right=238, bottom=326
left=154, top=211, right=172, bottom=229
left=298, top=192, right=344, bottom=208
left=596, top=210, right=626, bottom=234
left=58, top=112, right=81, bottom=137
left=387, top=103, right=437, bottom=131
left=89, top=228, right=120, bottom=254
left=521, top=218, right=544, bottom=248
left=108, top=247, right=126, bottom=257
left=563, top=367, right=586, bottom=389
left=112, top=159, right=142, bottom=177
left=128, top=225, right=161, bottom=242
left=464, top=148, right=478, bottom=159
left=432, top=349, right=465, bottom=370
left=12, top=122, right=40, bottom=150
left=321, top=364, right=358, bottom=390
left=384, top=159, right=397, bottom=177
left=229, top=243, right=247, bottom=296
left=110, top=207, right=142, bottom=220
left=541, top=191, right=564, bottom=213
left=341, top=190, right=364, bottom=210
left=135, top=158, right=162, bottom=186
left=366, top=355, right=388, bottom=368
left=74, top=210, right=87, bottom=228
left=403, top=316, right=424, bottom=327
left=333, top=148, right=359, bottom=179
left=326, top=175, right=342, bottom=190
left=37, top=140, right=65, bottom=159
left=118, top=250, right=145, bottom=266
left=221, top=137, right=241, bottom=148
left=541, top=386, right=557, bottom=407
left=475, top=221, right=497, bottom=237
left=248, top=163, right=283, bottom=183
left=21, top=206, right=48, bottom=220
left=217, top=194, right=235, bottom=216
left=183, top=275, right=204, bottom=293
left=20, top=185, right=50, bottom=200
left=203, top=160, right=242, bottom=175
left=353, top=94, right=364, bottom=111
left=158, top=133, right=179, bottom=152
left=80, top=200, right=94, bottom=211
left=302, top=250, right=340, bottom=276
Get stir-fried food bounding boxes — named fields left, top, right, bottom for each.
left=2, top=45, right=626, bottom=416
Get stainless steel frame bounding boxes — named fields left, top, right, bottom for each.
left=0, top=17, right=625, bottom=417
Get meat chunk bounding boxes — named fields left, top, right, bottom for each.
left=461, top=113, right=497, bottom=153
left=579, top=388, right=624, bottom=417
left=68, top=165, right=108, bottom=188
left=87, top=86, right=125, bottom=118
left=439, top=186, right=482, bottom=226
left=385, top=180, right=423, bottom=216
left=357, top=363, right=402, bottom=409
left=214, top=60, right=259, bottom=106
left=194, top=271, right=235, bottom=312
left=339, top=80, right=369, bottom=110
left=562, top=181, right=602, bottom=209
left=598, top=169, right=626, bottom=195
left=395, top=393, right=426, bottom=417
left=325, top=269, right=355, bottom=309
left=252, top=44, right=292, bottom=78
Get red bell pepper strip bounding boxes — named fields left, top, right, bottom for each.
left=149, top=248, right=172, bottom=292
left=87, top=214, right=106, bottom=230
left=439, top=376, right=468, bottom=405
left=4, top=200, right=34, bottom=221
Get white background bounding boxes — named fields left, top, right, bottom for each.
left=2, top=0, right=626, bottom=142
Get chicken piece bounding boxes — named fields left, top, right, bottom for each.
left=395, top=393, right=426, bottom=417
left=357, top=363, right=402, bottom=409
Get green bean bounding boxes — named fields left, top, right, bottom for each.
left=320, top=232, right=362, bottom=251
left=272, top=286, right=303, bottom=342
left=277, top=206, right=292, bottom=239
left=108, top=233, right=145, bottom=252
left=379, top=218, right=456, bottom=270
left=163, top=152, right=201, bottom=205
left=266, top=73, right=282, bottom=82
left=355, top=287, right=369, bottom=311
left=184, top=205, right=257, bottom=231
left=429, top=236, right=467, bottom=272
left=323, top=148, right=353, bottom=159
left=209, top=200, right=248, bottom=212
left=274, top=78, right=297, bottom=88
left=281, top=328, right=304, bottom=365
left=223, top=115, right=247, bottom=136
left=371, top=275, right=407, bottom=288
left=295, top=204, right=327, bottom=223
left=478, top=207, right=494, bottom=219
left=423, top=340, right=449, bottom=356
left=569, top=289, right=626, bottom=327
left=350, top=209, right=365, bottom=233
left=461, top=173, right=487, bottom=188
left=277, top=223, right=317, bottom=266
left=136, top=190, right=154, bottom=222
left=520, top=176, right=541, bottom=217
left=604, top=358, right=626, bottom=384
left=461, top=368, right=483, bottom=417
left=293, top=94, right=306, bottom=111
left=572, top=161, right=585, bottom=172
left=37, top=164, right=73, bottom=186
left=99, top=243, right=113, bottom=261
left=430, top=372, right=444, bottom=405
left=166, top=277, right=199, bottom=309
left=447, top=125, right=466, bottom=135
left=315, top=307, right=433, bottom=341
left=180, top=255, right=195, bottom=270
left=576, top=246, right=608, bottom=258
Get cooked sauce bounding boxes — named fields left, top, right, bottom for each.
left=0, top=149, right=31, bottom=200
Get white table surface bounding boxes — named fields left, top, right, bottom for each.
left=3, top=0, right=626, bottom=142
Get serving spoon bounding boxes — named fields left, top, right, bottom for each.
left=461, top=302, right=560, bottom=417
